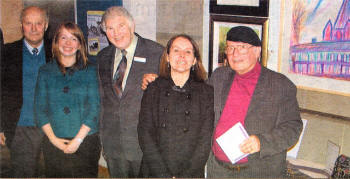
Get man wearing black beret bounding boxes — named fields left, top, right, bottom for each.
left=141, top=26, right=302, bottom=177
left=206, top=26, right=303, bottom=177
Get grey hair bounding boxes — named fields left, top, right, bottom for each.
left=20, top=6, right=49, bottom=23
left=101, top=6, right=134, bottom=32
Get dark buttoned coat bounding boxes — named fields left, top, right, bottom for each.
left=97, top=33, right=164, bottom=163
left=207, top=66, right=303, bottom=178
left=138, top=77, right=214, bottom=178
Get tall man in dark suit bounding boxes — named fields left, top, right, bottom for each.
left=206, top=26, right=303, bottom=178
left=97, top=6, right=164, bottom=177
left=1, top=6, right=51, bottom=177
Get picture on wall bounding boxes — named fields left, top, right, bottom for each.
left=217, top=0, right=259, bottom=6
left=209, top=15, right=268, bottom=74
left=210, top=0, right=269, bottom=17
left=289, top=0, right=350, bottom=80
left=76, top=0, right=122, bottom=62
left=281, top=0, right=350, bottom=95
left=87, top=11, right=109, bottom=56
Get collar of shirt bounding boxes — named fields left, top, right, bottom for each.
left=24, top=39, right=44, bottom=55
left=116, top=34, right=138, bottom=62
left=113, top=34, right=139, bottom=89
left=235, top=62, right=261, bottom=80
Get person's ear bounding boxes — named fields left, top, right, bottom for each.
left=193, top=58, right=197, bottom=66
left=45, top=23, right=48, bottom=31
left=255, top=46, right=261, bottom=59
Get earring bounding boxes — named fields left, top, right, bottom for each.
left=167, top=62, right=170, bottom=68
left=191, top=65, right=194, bottom=71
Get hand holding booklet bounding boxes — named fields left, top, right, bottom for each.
left=216, top=122, right=249, bottom=164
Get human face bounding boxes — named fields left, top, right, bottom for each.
left=58, top=28, right=80, bottom=58
left=22, top=8, right=48, bottom=48
left=104, top=15, right=134, bottom=49
left=167, top=37, right=197, bottom=75
left=226, top=41, right=261, bottom=75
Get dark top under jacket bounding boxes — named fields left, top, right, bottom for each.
left=138, top=76, right=214, bottom=178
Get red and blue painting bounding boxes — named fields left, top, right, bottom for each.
left=290, top=0, right=350, bottom=81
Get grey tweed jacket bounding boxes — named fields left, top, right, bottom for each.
left=207, top=65, right=303, bottom=177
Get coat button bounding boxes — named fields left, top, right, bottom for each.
left=186, top=94, right=191, bottom=99
left=165, top=91, right=170, bottom=96
left=164, top=108, right=169, bottom=112
left=183, top=128, right=188, bottom=132
left=162, top=123, right=166, bottom=128
left=63, top=86, right=69, bottom=93
left=185, top=111, right=190, bottom=115
left=63, top=107, right=71, bottom=114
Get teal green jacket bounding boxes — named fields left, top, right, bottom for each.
left=34, top=60, right=100, bottom=138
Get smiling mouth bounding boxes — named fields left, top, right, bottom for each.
left=114, top=37, right=123, bottom=41
left=63, top=47, right=74, bottom=51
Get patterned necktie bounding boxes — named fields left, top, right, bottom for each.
left=32, top=48, right=38, bottom=56
left=113, top=50, right=127, bottom=98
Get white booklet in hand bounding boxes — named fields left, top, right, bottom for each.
left=216, top=122, right=249, bottom=164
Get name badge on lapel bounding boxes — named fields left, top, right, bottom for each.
left=134, top=57, right=146, bottom=63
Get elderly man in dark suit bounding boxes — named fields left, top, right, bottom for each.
left=206, top=26, right=303, bottom=178
left=1, top=6, right=51, bottom=177
left=97, top=6, right=164, bottom=178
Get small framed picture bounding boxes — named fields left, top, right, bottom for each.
left=210, top=0, right=269, bottom=17
left=209, top=14, right=269, bottom=74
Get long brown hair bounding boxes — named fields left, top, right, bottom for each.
left=159, top=34, right=207, bottom=82
left=52, top=22, right=88, bottom=74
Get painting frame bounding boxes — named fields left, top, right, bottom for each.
left=209, top=0, right=269, bottom=17
left=209, top=14, right=269, bottom=75
left=279, top=0, right=350, bottom=96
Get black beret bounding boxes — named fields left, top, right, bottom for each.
left=226, top=26, right=261, bottom=46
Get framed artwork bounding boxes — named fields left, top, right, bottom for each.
left=76, top=0, right=122, bottom=62
left=210, top=0, right=269, bottom=17
left=280, top=0, right=350, bottom=95
left=87, top=11, right=109, bottom=56
left=209, top=14, right=269, bottom=74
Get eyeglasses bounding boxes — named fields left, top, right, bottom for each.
left=226, top=44, right=253, bottom=54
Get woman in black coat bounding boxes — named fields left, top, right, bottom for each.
left=138, top=34, right=214, bottom=178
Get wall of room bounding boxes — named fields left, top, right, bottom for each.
left=267, top=0, right=350, bottom=168
left=1, top=0, right=349, bottom=168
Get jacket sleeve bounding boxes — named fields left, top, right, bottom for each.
left=182, top=86, right=214, bottom=177
left=137, top=85, right=172, bottom=177
left=34, top=68, right=51, bottom=128
left=81, top=67, right=100, bottom=129
left=0, top=29, right=3, bottom=132
left=256, top=79, right=303, bottom=158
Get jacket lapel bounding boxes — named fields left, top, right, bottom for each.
left=221, top=69, right=235, bottom=110
left=245, top=67, right=268, bottom=122
left=121, top=34, right=141, bottom=98
left=101, top=46, right=120, bottom=99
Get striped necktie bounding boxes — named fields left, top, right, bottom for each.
left=32, top=48, right=38, bottom=56
left=113, top=50, right=127, bottom=98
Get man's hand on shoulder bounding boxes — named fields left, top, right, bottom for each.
left=0, top=132, right=6, bottom=146
left=141, top=73, right=158, bottom=90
